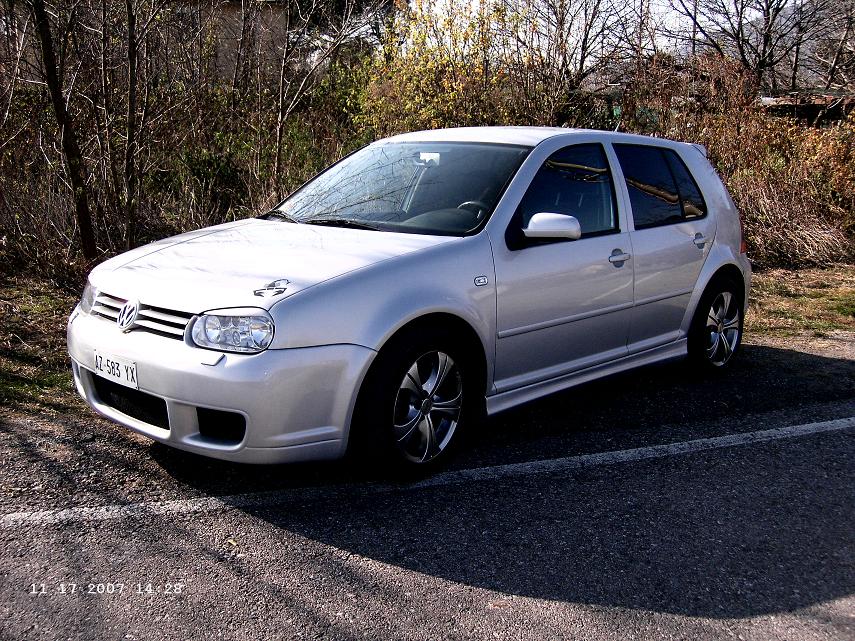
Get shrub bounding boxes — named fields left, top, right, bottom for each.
left=688, top=112, right=853, bottom=267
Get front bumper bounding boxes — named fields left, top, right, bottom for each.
left=67, top=309, right=375, bottom=463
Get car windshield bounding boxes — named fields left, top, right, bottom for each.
left=271, top=142, right=530, bottom=235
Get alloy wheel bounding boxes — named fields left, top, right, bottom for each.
left=393, top=351, right=463, bottom=464
left=705, top=291, right=741, bottom=367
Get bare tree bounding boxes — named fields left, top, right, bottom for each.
left=497, top=0, right=627, bottom=124
left=272, top=0, right=382, bottom=192
left=813, top=0, right=855, bottom=90
left=670, top=0, right=834, bottom=91
left=122, top=0, right=168, bottom=247
left=25, top=0, right=96, bottom=259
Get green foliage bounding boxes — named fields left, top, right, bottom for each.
left=314, top=53, right=374, bottom=139
left=834, top=293, right=855, bottom=318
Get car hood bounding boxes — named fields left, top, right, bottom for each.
left=90, top=219, right=456, bottom=312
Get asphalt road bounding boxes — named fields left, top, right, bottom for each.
left=1, top=334, right=854, bottom=640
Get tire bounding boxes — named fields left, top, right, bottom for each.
left=687, top=276, right=744, bottom=370
left=348, top=326, right=481, bottom=474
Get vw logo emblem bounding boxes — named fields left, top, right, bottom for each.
left=117, top=299, right=140, bottom=332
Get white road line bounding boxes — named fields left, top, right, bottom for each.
left=3, top=416, right=854, bottom=528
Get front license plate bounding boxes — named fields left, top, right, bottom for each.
left=93, top=350, right=138, bottom=390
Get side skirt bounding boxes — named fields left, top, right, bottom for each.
left=485, top=339, right=687, bottom=416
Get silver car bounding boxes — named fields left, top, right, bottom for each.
left=67, top=127, right=751, bottom=469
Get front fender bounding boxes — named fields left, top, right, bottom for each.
left=267, top=233, right=498, bottom=385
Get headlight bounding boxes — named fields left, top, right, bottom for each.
left=190, top=308, right=274, bottom=353
left=79, top=281, right=97, bottom=314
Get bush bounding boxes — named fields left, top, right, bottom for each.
left=359, top=1, right=516, bottom=136
left=690, top=112, right=853, bottom=267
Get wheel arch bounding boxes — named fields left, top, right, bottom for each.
left=369, top=312, right=489, bottom=398
left=681, top=253, right=750, bottom=339
left=344, top=311, right=489, bottom=456
left=705, top=263, right=746, bottom=304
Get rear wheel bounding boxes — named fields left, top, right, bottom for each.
left=688, top=278, right=744, bottom=369
left=349, top=328, right=479, bottom=473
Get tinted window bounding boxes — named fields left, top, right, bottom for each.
left=514, top=143, right=617, bottom=239
left=664, top=149, right=707, bottom=219
left=614, top=144, right=683, bottom=229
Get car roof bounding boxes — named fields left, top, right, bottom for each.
left=380, top=126, right=572, bottom=146
left=378, top=127, right=705, bottom=156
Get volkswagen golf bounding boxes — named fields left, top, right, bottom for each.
left=67, top=127, right=751, bottom=469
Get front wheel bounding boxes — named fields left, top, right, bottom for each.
left=688, top=279, right=744, bottom=369
left=392, top=350, right=463, bottom=464
left=349, top=329, right=479, bottom=473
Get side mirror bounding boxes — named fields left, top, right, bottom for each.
left=522, top=213, right=582, bottom=240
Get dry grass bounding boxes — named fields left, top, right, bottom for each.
left=690, top=113, right=855, bottom=269
left=0, top=275, right=82, bottom=414
left=746, top=265, right=855, bottom=337
left=728, top=174, right=852, bottom=268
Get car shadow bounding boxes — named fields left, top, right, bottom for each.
left=151, top=343, right=855, bottom=619
left=458, top=339, right=855, bottom=468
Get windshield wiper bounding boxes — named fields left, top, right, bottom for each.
left=261, top=210, right=300, bottom=223
left=304, top=217, right=382, bottom=231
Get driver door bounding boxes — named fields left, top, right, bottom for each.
left=492, top=143, right=634, bottom=392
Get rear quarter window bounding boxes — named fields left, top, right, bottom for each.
left=664, top=149, right=707, bottom=219
left=614, top=144, right=707, bottom=229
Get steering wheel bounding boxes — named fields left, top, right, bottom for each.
left=457, top=200, right=490, bottom=219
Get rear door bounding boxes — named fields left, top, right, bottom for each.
left=612, top=144, right=716, bottom=353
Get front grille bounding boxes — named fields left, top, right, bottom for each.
left=92, top=291, right=194, bottom=340
left=91, top=375, right=170, bottom=430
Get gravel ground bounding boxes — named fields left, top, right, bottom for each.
left=0, top=331, right=853, bottom=640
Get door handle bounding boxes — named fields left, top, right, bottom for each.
left=608, top=250, right=631, bottom=264
left=693, top=233, right=708, bottom=249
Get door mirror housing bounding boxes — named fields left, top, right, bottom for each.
left=522, top=213, right=582, bottom=240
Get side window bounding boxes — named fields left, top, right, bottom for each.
left=613, top=144, right=682, bottom=229
left=510, top=143, right=617, bottom=246
left=663, top=149, right=707, bottom=219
